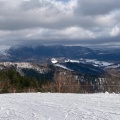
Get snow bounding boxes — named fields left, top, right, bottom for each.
left=51, top=58, right=58, bottom=64
left=65, top=59, right=80, bottom=63
left=64, top=59, right=113, bottom=67
left=69, top=60, right=80, bottom=63
left=54, top=64, right=72, bottom=71
left=0, top=93, right=120, bottom=120
left=0, top=50, right=9, bottom=56
left=0, top=62, right=33, bottom=69
left=105, top=64, right=120, bottom=69
left=85, top=59, right=113, bottom=67
left=0, top=62, right=49, bottom=74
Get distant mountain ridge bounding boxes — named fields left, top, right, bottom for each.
left=0, top=45, right=120, bottom=62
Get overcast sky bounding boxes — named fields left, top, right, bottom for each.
left=0, top=0, right=120, bottom=50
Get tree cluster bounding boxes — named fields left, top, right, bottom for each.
left=0, top=68, right=49, bottom=93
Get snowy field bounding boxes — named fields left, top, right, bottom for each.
left=0, top=93, right=120, bottom=120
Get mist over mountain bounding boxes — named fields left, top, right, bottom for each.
left=0, top=45, right=120, bottom=63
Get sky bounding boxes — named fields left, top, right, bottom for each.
left=0, top=0, right=120, bottom=50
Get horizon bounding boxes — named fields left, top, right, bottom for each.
left=1, top=44, right=120, bottom=51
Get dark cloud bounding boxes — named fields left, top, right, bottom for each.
left=21, top=0, right=41, bottom=10
left=75, top=0, right=120, bottom=15
left=0, top=0, right=120, bottom=49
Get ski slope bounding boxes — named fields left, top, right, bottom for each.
left=0, top=93, right=120, bottom=120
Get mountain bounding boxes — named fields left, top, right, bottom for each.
left=0, top=45, right=120, bottom=94
left=0, top=45, right=120, bottom=63
left=61, top=62, right=104, bottom=75
left=0, top=61, right=104, bottom=77
left=0, top=61, right=105, bottom=92
left=0, top=45, right=95, bottom=62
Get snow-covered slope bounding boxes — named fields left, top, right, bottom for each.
left=54, top=63, right=72, bottom=71
left=65, top=59, right=113, bottom=67
left=0, top=62, right=50, bottom=74
left=0, top=93, right=120, bottom=120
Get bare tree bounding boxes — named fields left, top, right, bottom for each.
left=104, top=69, right=120, bottom=93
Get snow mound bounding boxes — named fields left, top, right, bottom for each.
left=0, top=93, right=120, bottom=120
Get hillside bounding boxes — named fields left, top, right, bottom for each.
left=0, top=62, right=120, bottom=93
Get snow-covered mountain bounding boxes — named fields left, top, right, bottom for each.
left=0, top=45, right=120, bottom=75
left=1, top=45, right=120, bottom=62
left=51, top=58, right=120, bottom=71
left=0, top=62, right=54, bottom=82
left=0, top=61, right=104, bottom=76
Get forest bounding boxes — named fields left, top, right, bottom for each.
left=0, top=68, right=120, bottom=93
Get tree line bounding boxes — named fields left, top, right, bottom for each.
left=0, top=68, right=49, bottom=93
left=0, top=68, right=120, bottom=93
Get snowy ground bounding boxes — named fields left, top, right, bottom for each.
left=0, top=93, right=120, bottom=120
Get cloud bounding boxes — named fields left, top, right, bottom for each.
left=75, top=0, right=120, bottom=15
left=0, top=0, right=120, bottom=48
left=110, top=26, right=120, bottom=37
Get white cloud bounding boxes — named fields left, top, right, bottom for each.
left=110, top=26, right=120, bottom=37
left=95, top=14, right=115, bottom=27
left=60, top=26, right=95, bottom=39
left=0, top=0, right=120, bottom=47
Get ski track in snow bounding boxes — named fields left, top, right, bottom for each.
left=0, top=93, right=120, bottom=120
